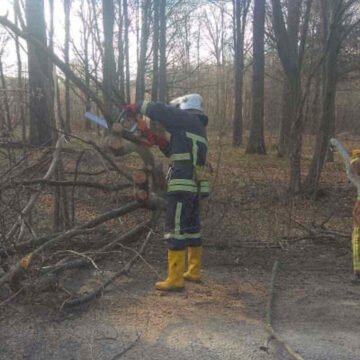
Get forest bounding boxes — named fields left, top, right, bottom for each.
left=0, top=0, right=360, bottom=359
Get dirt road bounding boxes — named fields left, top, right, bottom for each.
left=1, top=240, right=360, bottom=360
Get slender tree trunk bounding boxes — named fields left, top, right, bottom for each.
left=117, top=0, right=125, bottom=102
left=64, top=0, right=71, bottom=135
left=0, top=57, right=11, bottom=133
left=151, top=0, right=159, bottom=102
left=304, top=1, right=341, bottom=195
left=232, top=0, right=243, bottom=146
left=14, top=2, right=26, bottom=143
left=26, top=0, right=53, bottom=146
left=277, top=0, right=301, bottom=157
left=123, top=0, right=131, bottom=103
left=102, top=0, right=117, bottom=122
left=158, top=0, right=167, bottom=102
left=135, top=0, right=150, bottom=101
left=246, top=0, right=266, bottom=154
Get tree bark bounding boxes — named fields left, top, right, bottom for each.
left=232, top=0, right=243, bottom=147
left=123, top=0, right=131, bottom=103
left=102, top=0, right=118, bottom=123
left=151, top=0, right=160, bottom=102
left=26, top=0, right=53, bottom=146
left=304, top=0, right=342, bottom=195
left=117, top=0, right=125, bottom=102
left=135, top=0, right=151, bottom=101
left=158, top=0, right=167, bottom=103
left=246, top=0, right=266, bottom=154
left=64, top=0, right=71, bottom=135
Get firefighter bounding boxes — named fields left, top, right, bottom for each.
left=126, top=94, right=209, bottom=291
left=350, top=150, right=360, bottom=284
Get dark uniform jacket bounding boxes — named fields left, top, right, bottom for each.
left=137, top=101, right=209, bottom=197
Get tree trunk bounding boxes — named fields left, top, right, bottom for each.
left=246, top=0, right=266, bottom=154
left=232, top=0, right=244, bottom=147
left=278, top=80, right=292, bottom=156
left=304, top=0, right=342, bottom=195
left=64, top=0, right=71, bottom=135
left=123, top=0, right=131, bottom=103
left=135, top=0, right=150, bottom=101
left=102, top=0, right=117, bottom=122
left=26, top=0, right=53, bottom=146
left=14, top=1, right=26, bottom=143
left=0, top=57, right=11, bottom=134
left=117, top=0, right=125, bottom=102
left=151, top=0, right=159, bottom=102
left=158, top=0, right=167, bottom=103
left=277, top=0, right=301, bottom=157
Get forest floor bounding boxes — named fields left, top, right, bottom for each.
left=1, top=131, right=360, bottom=360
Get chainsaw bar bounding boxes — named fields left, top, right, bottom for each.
left=84, top=111, right=142, bottom=145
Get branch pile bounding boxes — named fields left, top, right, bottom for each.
left=0, top=134, right=166, bottom=307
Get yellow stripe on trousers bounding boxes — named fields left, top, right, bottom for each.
left=352, top=226, right=360, bottom=272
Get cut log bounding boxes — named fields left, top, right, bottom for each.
left=133, top=170, right=148, bottom=185
left=136, top=190, right=149, bottom=203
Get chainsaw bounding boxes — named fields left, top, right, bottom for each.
left=84, top=110, right=145, bottom=145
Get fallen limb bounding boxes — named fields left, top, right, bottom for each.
left=2, top=179, right=132, bottom=192
left=45, top=220, right=150, bottom=274
left=0, top=228, right=95, bottom=258
left=5, top=136, right=65, bottom=242
left=0, top=201, right=140, bottom=288
left=63, top=228, right=154, bottom=308
left=262, top=260, right=307, bottom=360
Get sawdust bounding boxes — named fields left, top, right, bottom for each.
left=110, top=278, right=267, bottom=343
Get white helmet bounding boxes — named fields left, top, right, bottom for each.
left=170, top=94, right=203, bottom=112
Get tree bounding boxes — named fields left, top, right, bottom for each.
left=151, top=0, right=160, bottom=101
left=158, top=0, right=167, bottom=102
left=26, top=0, right=53, bottom=145
left=232, top=0, right=250, bottom=147
left=123, top=0, right=131, bottom=103
left=117, top=0, right=125, bottom=102
left=64, top=0, right=71, bottom=135
left=304, top=0, right=360, bottom=195
left=102, top=0, right=118, bottom=122
left=135, top=0, right=151, bottom=101
left=270, top=0, right=313, bottom=193
left=246, top=0, right=266, bottom=154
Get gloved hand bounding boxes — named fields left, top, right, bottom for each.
left=140, top=128, right=168, bottom=151
left=125, top=103, right=137, bottom=116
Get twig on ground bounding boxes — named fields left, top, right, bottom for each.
left=110, top=332, right=141, bottom=360
left=62, top=229, right=154, bottom=308
left=262, top=260, right=307, bottom=360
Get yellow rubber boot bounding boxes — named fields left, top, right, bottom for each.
left=155, top=250, right=185, bottom=291
left=183, top=247, right=202, bottom=282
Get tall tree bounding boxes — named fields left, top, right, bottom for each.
left=232, top=0, right=250, bottom=147
left=270, top=0, right=313, bottom=193
left=26, top=0, right=53, bottom=145
left=117, top=0, right=125, bottom=102
left=102, top=0, right=118, bottom=122
left=135, top=0, right=151, bottom=101
left=123, top=0, right=131, bottom=103
left=64, top=0, right=71, bottom=135
left=246, top=0, right=266, bottom=154
left=14, top=0, right=26, bottom=143
left=277, top=0, right=302, bottom=157
left=304, top=0, right=359, bottom=195
left=158, top=0, right=167, bottom=102
left=151, top=0, right=160, bottom=102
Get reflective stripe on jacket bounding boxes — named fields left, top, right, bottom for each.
left=138, top=101, right=209, bottom=196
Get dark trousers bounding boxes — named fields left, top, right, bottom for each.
left=165, top=193, right=201, bottom=250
